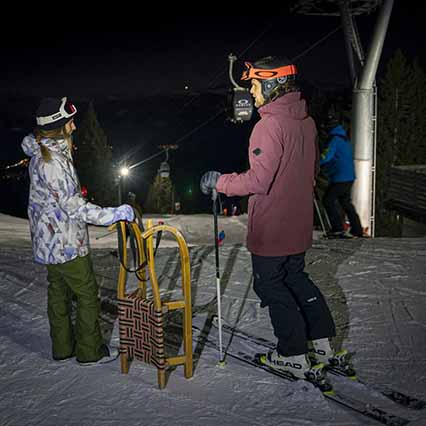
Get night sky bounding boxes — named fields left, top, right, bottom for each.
left=2, top=5, right=424, bottom=97
left=1, top=5, right=425, bottom=214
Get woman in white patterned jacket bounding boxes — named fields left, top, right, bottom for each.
left=22, top=97, right=134, bottom=365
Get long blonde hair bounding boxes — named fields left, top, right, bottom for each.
left=34, top=125, right=73, bottom=162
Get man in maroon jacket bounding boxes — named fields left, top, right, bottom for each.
left=200, top=56, right=337, bottom=380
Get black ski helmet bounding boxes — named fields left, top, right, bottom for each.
left=241, top=56, right=298, bottom=103
left=36, top=97, right=77, bottom=130
left=324, top=106, right=341, bottom=131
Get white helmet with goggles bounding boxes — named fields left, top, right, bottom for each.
left=36, top=97, right=77, bottom=130
left=241, top=56, right=298, bottom=103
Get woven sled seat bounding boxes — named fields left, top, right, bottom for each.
left=118, top=290, right=166, bottom=370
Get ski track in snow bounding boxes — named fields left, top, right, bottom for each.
left=0, top=214, right=426, bottom=425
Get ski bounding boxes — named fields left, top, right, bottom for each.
left=211, top=316, right=426, bottom=410
left=193, top=325, right=411, bottom=426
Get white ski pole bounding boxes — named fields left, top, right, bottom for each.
left=313, top=194, right=328, bottom=237
left=212, top=189, right=225, bottom=367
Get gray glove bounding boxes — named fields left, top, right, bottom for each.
left=114, top=204, right=135, bottom=222
left=200, top=171, right=221, bottom=195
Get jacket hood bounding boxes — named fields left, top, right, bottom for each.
left=329, top=124, right=347, bottom=138
left=22, top=134, right=69, bottom=158
left=21, top=135, right=39, bottom=157
left=258, top=92, right=308, bottom=120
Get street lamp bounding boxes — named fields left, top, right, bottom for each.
left=120, top=166, right=129, bottom=177
left=117, top=165, right=130, bottom=204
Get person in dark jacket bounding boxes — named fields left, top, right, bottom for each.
left=320, top=120, right=363, bottom=238
left=200, top=56, right=338, bottom=379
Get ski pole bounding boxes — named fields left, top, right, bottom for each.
left=95, top=230, right=115, bottom=240
left=313, top=194, right=328, bottom=237
left=212, top=188, right=225, bottom=367
left=315, top=188, right=331, bottom=230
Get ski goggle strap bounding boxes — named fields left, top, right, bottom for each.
left=36, top=97, right=77, bottom=126
left=241, top=62, right=298, bottom=81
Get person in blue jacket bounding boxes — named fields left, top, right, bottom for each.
left=22, top=97, right=135, bottom=365
left=320, top=120, right=363, bottom=238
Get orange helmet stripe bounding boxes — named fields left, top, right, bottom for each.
left=241, top=62, right=297, bottom=80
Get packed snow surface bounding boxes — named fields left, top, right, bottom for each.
left=0, top=213, right=425, bottom=425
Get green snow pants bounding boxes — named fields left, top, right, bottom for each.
left=46, top=254, right=104, bottom=362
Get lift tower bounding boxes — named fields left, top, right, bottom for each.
left=292, top=0, right=394, bottom=236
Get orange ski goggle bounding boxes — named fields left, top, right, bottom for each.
left=241, top=62, right=298, bottom=80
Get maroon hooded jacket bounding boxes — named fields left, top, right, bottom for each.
left=216, top=92, right=319, bottom=256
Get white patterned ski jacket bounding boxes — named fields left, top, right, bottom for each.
left=22, top=134, right=133, bottom=265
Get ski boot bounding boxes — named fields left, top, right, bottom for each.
left=308, top=338, right=356, bottom=379
left=258, top=350, right=333, bottom=393
left=258, top=349, right=311, bottom=379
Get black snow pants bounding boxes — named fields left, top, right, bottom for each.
left=322, top=181, right=363, bottom=236
left=252, top=252, right=336, bottom=356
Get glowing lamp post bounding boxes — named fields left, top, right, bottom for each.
left=117, top=165, right=130, bottom=204
left=120, top=166, right=129, bottom=177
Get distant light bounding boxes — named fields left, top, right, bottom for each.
left=184, top=85, right=189, bottom=90
left=120, top=167, right=130, bottom=177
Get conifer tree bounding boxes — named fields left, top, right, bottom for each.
left=376, top=49, right=413, bottom=235
left=73, top=102, right=115, bottom=206
left=146, top=174, right=175, bottom=214
left=409, top=61, right=426, bottom=164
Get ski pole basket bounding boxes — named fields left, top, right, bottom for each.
left=116, top=218, right=193, bottom=389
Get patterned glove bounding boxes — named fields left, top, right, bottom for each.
left=200, top=171, right=221, bottom=195
left=114, top=204, right=135, bottom=222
